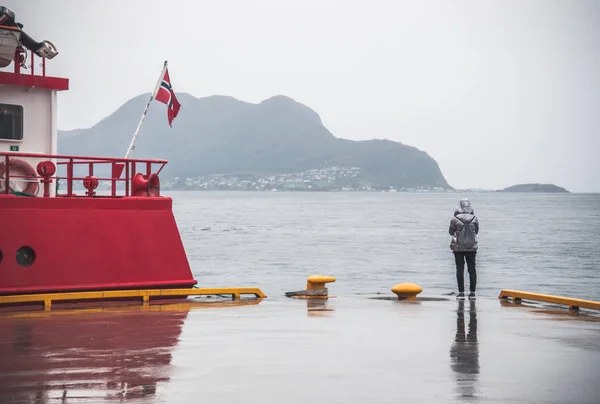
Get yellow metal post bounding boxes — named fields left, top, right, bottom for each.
left=306, top=275, right=336, bottom=290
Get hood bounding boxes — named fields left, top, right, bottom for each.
left=455, top=198, right=474, bottom=215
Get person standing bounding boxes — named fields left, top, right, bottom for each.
left=449, top=198, right=479, bottom=300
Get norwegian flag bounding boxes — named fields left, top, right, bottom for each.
left=154, top=68, right=181, bottom=127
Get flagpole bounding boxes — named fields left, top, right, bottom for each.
left=124, top=60, right=168, bottom=159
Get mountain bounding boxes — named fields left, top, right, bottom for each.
left=499, top=183, right=570, bottom=193
left=58, top=94, right=451, bottom=189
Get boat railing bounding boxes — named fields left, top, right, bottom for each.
left=0, top=151, right=168, bottom=198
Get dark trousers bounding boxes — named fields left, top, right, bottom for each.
left=454, top=251, right=477, bottom=293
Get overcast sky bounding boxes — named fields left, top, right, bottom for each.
left=4, top=0, right=599, bottom=192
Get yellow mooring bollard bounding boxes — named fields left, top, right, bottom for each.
left=306, top=275, right=336, bottom=291
left=285, top=275, right=336, bottom=299
left=391, top=283, right=423, bottom=301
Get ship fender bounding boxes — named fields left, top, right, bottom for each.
left=0, top=159, right=39, bottom=195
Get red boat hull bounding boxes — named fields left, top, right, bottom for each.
left=0, top=195, right=197, bottom=295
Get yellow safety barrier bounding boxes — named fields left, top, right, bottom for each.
left=0, top=287, right=267, bottom=309
left=499, top=289, right=600, bottom=311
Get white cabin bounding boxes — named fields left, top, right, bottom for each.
left=0, top=26, right=67, bottom=197
left=0, top=86, right=58, bottom=156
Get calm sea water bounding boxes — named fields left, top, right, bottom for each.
left=170, top=191, right=600, bottom=301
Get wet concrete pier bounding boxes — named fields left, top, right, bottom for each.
left=0, top=295, right=598, bottom=403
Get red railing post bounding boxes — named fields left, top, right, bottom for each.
left=125, top=161, right=130, bottom=196
left=40, top=171, right=52, bottom=198
left=13, top=49, right=19, bottom=74
left=67, top=159, right=73, bottom=196
left=111, top=162, right=117, bottom=197
left=3, top=155, right=8, bottom=194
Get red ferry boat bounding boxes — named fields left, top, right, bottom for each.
left=0, top=8, right=264, bottom=309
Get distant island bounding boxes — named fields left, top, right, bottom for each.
left=58, top=93, right=451, bottom=191
left=498, top=183, right=570, bottom=193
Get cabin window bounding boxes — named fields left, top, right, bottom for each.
left=0, top=103, right=23, bottom=141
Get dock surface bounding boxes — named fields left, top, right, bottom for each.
left=0, top=295, right=598, bottom=403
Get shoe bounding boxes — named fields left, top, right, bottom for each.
left=468, top=292, right=476, bottom=300
left=456, top=293, right=465, bottom=300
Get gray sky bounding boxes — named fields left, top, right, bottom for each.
left=5, top=0, right=599, bottom=192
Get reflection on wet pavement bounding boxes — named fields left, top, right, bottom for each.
left=305, top=298, right=335, bottom=317
left=0, top=304, right=186, bottom=403
left=0, top=300, right=259, bottom=403
left=450, top=300, right=479, bottom=400
left=0, top=297, right=599, bottom=403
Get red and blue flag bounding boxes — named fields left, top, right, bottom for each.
left=154, top=69, right=181, bottom=127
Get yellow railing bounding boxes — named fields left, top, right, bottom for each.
left=0, top=287, right=267, bottom=309
left=499, top=289, right=600, bottom=311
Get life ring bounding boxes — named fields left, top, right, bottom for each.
left=0, top=158, right=39, bottom=195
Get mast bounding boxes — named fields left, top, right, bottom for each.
left=124, top=61, right=168, bottom=159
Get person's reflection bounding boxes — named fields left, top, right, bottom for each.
left=450, top=300, right=479, bottom=399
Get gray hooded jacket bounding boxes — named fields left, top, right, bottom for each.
left=449, top=199, right=479, bottom=252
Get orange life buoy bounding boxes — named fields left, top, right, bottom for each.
left=0, top=158, right=39, bottom=195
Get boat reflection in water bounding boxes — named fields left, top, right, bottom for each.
left=0, top=299, right=261, bottom=403
left=450, top=300, right=480, bottom=400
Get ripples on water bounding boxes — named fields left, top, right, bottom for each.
left=170, top=191, right=600, bottom=301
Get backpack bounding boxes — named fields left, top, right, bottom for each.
left=456, top=217, right=477, bottom=249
